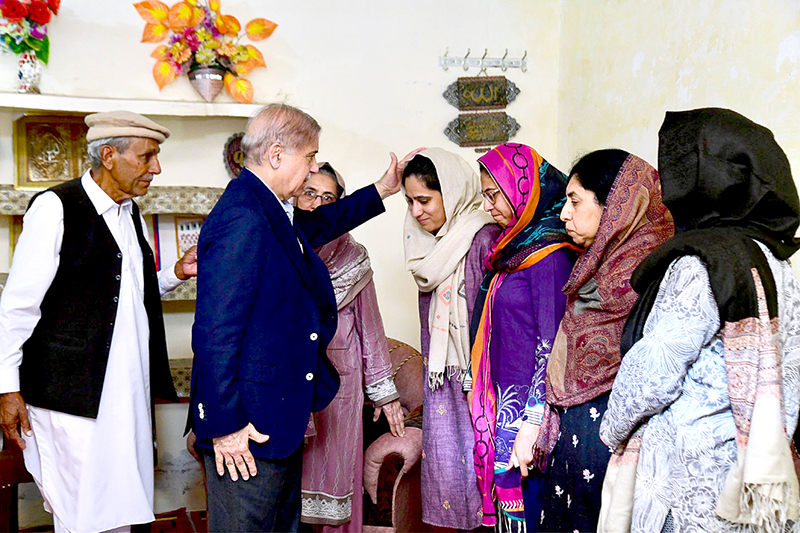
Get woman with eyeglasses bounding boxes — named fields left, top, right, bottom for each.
left=534, top=149, right=673, bottom=532
left=298, top=163, right=405, bottom=532
left=468, top=143, right=578, bottom=532
left=402, top=148, right=500, bottom=530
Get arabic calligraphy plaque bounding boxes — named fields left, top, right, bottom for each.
left=444, top=112, right=521, bottom=148
left=14, top=114, right=90, bottom=190
left=443, top=76, right=520, bottom=111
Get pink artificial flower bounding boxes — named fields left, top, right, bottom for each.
left=184, top=32, right=200, bottom=51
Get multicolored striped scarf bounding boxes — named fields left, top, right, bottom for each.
left=470, top=143, right=578, bottom=528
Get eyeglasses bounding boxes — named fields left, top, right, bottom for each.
left=301, top=188, right=337, bottom=205
left=481, top=188, right=503, bottom=205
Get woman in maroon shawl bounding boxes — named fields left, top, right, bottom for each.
left=298, top=163, right=404, bottom=532
left=536, top=150, right=673, bottom=531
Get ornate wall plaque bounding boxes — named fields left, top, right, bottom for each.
left=223, top=132, right=245, bottom=179
left=444, top=112, right=521, bottom=148
left=443, top=76, right=520, bottom=111
left=14, top=114, right=90, bottom=190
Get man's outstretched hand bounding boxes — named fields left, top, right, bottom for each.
left=374, top=147, right=426, bottom=199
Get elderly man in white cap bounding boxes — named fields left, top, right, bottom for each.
left=0, top=111, right=197, bottom=533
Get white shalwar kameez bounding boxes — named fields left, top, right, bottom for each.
left=0, top=173, right=182, bottom=533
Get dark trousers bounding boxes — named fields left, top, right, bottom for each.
left=203, top=445, right=303, bottom=532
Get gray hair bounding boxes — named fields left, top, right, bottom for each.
left=87, top=137, right=135, bottom=170
left=243, top=104, right=321, bottom=167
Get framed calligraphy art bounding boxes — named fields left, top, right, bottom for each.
left=443, top=76, right=520, bottom=111
left=14, top=114, right=90, bottom=190
left=444, top=112, right=521, bottom=148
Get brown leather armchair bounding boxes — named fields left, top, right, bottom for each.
left=362, top=338, right=431, bottom=533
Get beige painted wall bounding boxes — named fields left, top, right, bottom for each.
left=556, top=0, right=800, bottom=178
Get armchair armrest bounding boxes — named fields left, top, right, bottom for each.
left=363, top=427, right=422, bottom=504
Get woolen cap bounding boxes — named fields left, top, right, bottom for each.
left=85, top=111, right=171, bottom=143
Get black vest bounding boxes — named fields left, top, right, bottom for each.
left=20, top=178, right=177, bottom=419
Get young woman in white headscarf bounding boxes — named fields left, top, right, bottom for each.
left=402, top=148, right=500, bottom=530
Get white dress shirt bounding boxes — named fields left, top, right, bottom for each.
left=0, top=173, right=182, bottom=533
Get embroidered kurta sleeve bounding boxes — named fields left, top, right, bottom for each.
left=0, top=192, right=63, bottom=394
left=357, top=279, right=398, bottom=407
left=599, top=256, right=721, bottom=448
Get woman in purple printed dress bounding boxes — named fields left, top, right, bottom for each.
left=402, top=148, right=500, bottom=530
left=469, top=143, right=577, bottom=532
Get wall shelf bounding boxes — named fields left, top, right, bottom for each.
left=0, top=268, right=198, bottom=302
left=0, top=184, right=224, bottom=216
left=0, top=92, right=262, bottom=118
left=0, top=184, right=222, bottom=301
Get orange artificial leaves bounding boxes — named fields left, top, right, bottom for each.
left=151, top=44, right=168, bottom=59
left=246, top=18, right=277, bottom=40
left=168, top=1, right=193, bottom=32
left=141, top=22, right=169, bottom=42
left=221, top=14, right=240, bottom=36
left=133, top=1, right=169, bottom=24
left=227, top=77, right=254, bottom=104
left=153, top=61, right=176, bottom=89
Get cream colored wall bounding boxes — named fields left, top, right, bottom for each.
left=556, top=0, right=800, bottom=186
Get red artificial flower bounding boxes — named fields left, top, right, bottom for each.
left=47, top=0, right=58, bottom=15
left=1, top=0, right=29, bottom=23
left=27, top=0, right=51, bottom=24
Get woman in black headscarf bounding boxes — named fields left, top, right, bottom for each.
left=599, top=108, right=800, bottom=532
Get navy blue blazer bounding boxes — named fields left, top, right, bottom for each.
left=188, top=168, right=385, bottom=459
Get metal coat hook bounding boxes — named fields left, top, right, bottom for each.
left=478, top=49, right=489, bottom=76
left=437, top=48, right=527, bottom=72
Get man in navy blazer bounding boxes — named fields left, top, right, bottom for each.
left=189, top=104, right=412, bottom=531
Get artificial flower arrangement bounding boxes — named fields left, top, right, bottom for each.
left=0, top=0, right=60, bottom=64
left=134, top=0, right=276, bottom=103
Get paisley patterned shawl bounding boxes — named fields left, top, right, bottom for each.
left=546, top=154, right=674, bottom=407
left=469, top=143, right=578, bottom=527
